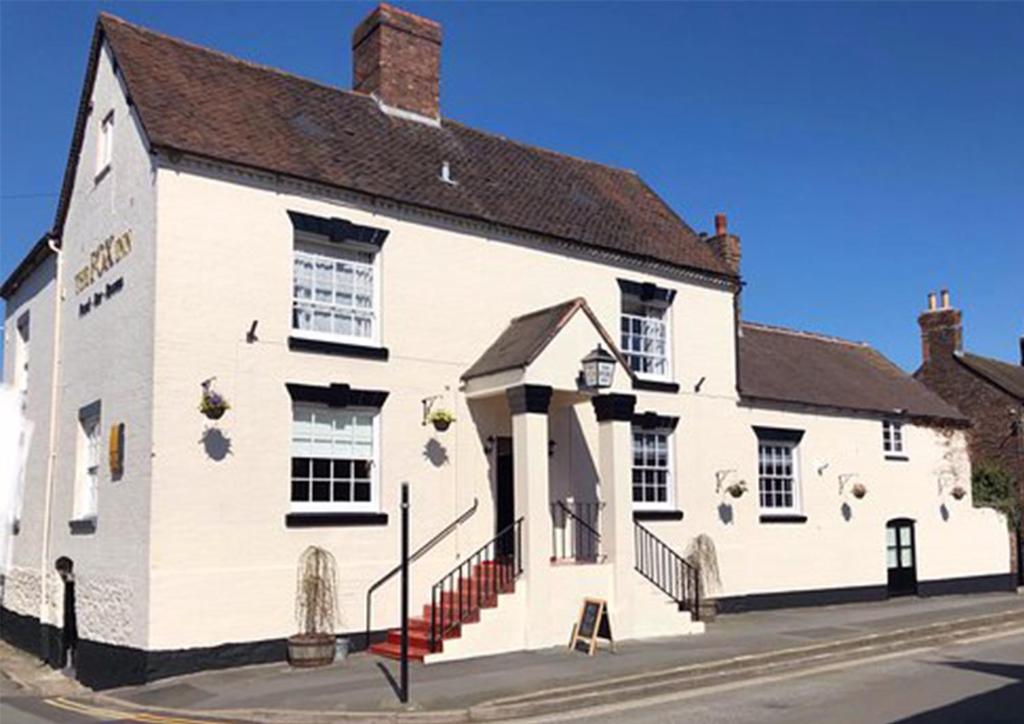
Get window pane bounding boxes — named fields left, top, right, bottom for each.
left=292, top=480, right=310, bottom=502
left=887, top=547, right=898, bottom=567
left=312, top=481, right=330, bottom=502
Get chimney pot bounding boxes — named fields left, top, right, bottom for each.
left=940, top=289, right=950, bottom=309
left=715, top=213, right=728, bottom=236
left=1019, top=336, right=1023, bottom=366
left=927, top=292, right=937, bottom=311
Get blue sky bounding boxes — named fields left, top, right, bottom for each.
left=1, top=1, right=1021, bottom=370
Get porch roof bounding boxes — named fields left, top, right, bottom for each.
left=462, top=298, right=630, bottom=382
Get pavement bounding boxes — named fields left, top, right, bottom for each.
left=1, top=590, right=1022, bottom=722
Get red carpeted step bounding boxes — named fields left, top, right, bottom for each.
left=368, top=641, right=431, bottom=661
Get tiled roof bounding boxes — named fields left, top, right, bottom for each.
left=956, top=351, right=1024, bottom=400
left=0, top=234, right=54, bottom=300
left=463, top=298, right=628, bottom=381
left=739, top=322, right=966, bottom=422
left=72, top=14, right=734, bottom=280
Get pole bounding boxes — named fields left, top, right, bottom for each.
left=400, top=482, right=410, bottom=704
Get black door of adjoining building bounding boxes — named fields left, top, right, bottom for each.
left=495, top=437, right=515, bottom=557
left=886, top=518, right=918, bottom=596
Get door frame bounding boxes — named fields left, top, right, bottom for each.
left=886, top=517, right=918, bottom=597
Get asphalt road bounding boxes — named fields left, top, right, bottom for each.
left=1, top=632, right=1021, bottom=723
left=553, top=631, right=1024, bottom=724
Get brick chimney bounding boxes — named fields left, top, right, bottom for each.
left=352, top=4, right=442, bottom=121
left=708, top=213, right=741, bottom=275
left=918, top=289, right=963, bottom=365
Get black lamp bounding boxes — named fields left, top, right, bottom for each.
left=581, top=344, right=616, bottom=389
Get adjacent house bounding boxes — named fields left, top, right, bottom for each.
left=914, top=290, right=1024, bottom=584
left=1, top=5, right=1013, bottom=690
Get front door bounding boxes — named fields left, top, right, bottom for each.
left=495, top=437, right=515, bottom=557
left=886, top=518, right=918, bottom=596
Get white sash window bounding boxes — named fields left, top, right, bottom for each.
left=73, top=407, right=101, bottom=521
left=758, top=441, right=801, bottom=515
left=621, top=297, right=670, bottom=379
left=291, top=404, right=379, bottom=513
left=632, top=427, right=674, bottom=509
left=292, top=243, right=378, bottom=345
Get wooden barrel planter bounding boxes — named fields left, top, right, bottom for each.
left=287, top=633, right=336, bottom=668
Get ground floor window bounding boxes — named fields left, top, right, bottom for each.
left=290, top=404, right=378, bottom=512
left=758, top=440, right=801, bottom=514
left=632, top=427, right=674, bottom=509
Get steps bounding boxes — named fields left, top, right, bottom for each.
left=370, top=561, right=517, bottom=661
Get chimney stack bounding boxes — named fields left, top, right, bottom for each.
left=352, top=4, right=442, bottom=121
left=708, top=213, right=741, bottom=275
left=918, top=289, right=963, bottom=365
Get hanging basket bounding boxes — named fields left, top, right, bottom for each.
left=851, top=483, right=868, bottom=500
left=726, top=482, right=747, bottom=499
left=951, top=485, right=967, bottom=501
left=427, top=409, right=455, bottom=432
left=199, top=381, right=231, bottom=421
left=432, top=418, right=452, bottom=432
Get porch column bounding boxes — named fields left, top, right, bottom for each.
left=593, top=393, right=637, bottom=631
left=507, top=384, right=553, bottom=648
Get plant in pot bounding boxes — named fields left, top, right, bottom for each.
left=951, top=485, right=967, bottom=501
left=427, top=408, right=456, bottom=432
left=288, top=546, right=339, bottom=668
left=685, top=533, right=721, bottom=622
left=851, top=482, right=868, bottom=500
left=725, top=480, right=747, bottom=499
left=199, top=379, right=230, bottom=420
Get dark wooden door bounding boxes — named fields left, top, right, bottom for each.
left=495, top=437, right=515, bottom=557
left=886, top=518, right=918, bottom=596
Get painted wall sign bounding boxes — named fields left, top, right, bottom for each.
left=74, top=230, right=133, bottom=295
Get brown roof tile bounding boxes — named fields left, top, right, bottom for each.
left=83, top=14, right=733, bottom=279
left=956, top=352, right=1024, bottom=400
left=739, top=322, right=966, bottom=422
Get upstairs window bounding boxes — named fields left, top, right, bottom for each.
left=96, top=110, right=114, bottom=177
left=619, top=280, right=675, bottom=380
left=292, top=243, right=377, bottom=344
left=632, top=425, right=675, bottom=510
left=14, top=313, right=29, bottom=407
left=883, top=421, right=904, bottom=455
left=291, top=403, right=379, bottom=513
left=288, top=211, right=388, bottom=348
left=72, top=402, right=101, bottom=522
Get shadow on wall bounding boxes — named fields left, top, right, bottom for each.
left=201, top=427, right=232, bottom=461
left=718, top=503, right=734, bottom=525
left=423, top=438, right=449, bottom=467
left=841, top=502, right=853, bottom=522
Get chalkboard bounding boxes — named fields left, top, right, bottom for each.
left=568, top=598, right=614, bottom=655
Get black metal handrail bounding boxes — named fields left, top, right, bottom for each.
left=551, top=501, right=604, bottom=563
left=365, top=497, right=478, bottom=645
left=429, top=517, right=524, bottom=652
left=634, top=520, right=700, bottom=619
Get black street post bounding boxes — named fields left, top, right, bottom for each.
left=400, top=482, right=410, bottom=704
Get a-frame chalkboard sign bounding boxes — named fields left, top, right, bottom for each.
left=568, top=598, right=614, bottom=655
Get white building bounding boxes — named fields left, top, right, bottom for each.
left=1, top=6, right=1012, bottom=690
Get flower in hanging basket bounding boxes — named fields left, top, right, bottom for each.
left=725, top=481, right=747, bottom=499
left=851, top=482, right=868, bottom=499
left=199, top=383, right=230, bottom=420
left=950, top=485, right=967, bottom=501
left=427, top=408, right=456, bottom=432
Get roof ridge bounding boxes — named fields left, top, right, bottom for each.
left=99, top=13, right=368, bottom=105
left=100, top=13, right=641, bottom=179
left=511, top=297, right=583, bottom=322
left=957, top=349, right=1022, bottom=370
left=742, top=321, right=869, bottom=348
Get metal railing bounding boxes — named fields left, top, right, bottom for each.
left=429, top=518, right=524, bottom=652
left=365, top=497, right=478, bottom=646
left=634, top=520, right=700, bottom=619
left=551, top=501, right=604, bottom=562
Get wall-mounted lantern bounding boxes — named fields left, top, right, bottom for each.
left=581, top=345, right=616, bottom=390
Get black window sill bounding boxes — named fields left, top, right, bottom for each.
left=288, top=336, right=389, bottom=360
left=633, top=509, right=684, bottom=521
left=632, top=379, right=680, bottom=394
left=69, top=518, right=97, bottom=535
left=286, top=512, right=389, bottom=528
left=759, top=514, right=808, bottom=524
left=885, top=455, right=909, bottom=462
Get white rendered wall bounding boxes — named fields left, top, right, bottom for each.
left=37, top=40, right=159, bottom=649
